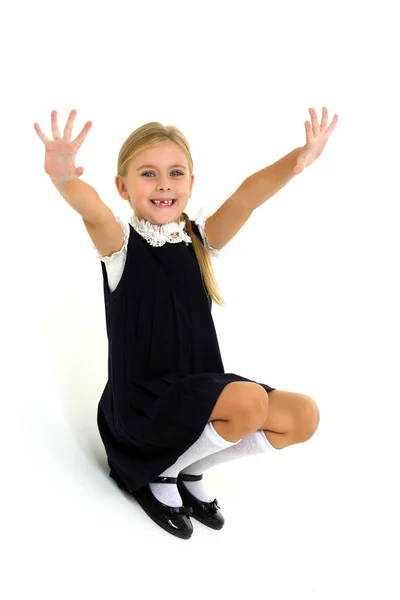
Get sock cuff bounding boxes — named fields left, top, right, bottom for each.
left=207, top=423, right=239, bottom=449
left=259, top=430, right=276, bottom=450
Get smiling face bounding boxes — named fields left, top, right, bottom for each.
left=115, top=141, right=195, bottom=225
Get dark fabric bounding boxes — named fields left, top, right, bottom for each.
left=97, top=220, right=275, bottom=491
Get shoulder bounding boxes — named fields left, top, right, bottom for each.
left=192, top=207, right=220, bottom=259
left=93, top=214, right=131, bottom=265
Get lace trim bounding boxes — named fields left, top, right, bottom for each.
left=94, top=215, right=129, bottom=265
left=194, top=207, right=220, bottom=259
left=130, top=214, right=192, bottom=247
left=93, top=207, right=220, bottom=264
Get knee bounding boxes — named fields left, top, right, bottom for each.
left=237, top=384, right=269, bottom=432
left=296, top=396, right=320, bottom=442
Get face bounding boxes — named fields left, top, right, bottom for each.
left=115, top=141, right=194, bottom=225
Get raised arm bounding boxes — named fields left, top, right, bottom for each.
left=204, top=106, right=338, bottom=250
left=34, top=109, right=124, bottom=256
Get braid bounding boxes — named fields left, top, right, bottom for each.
left=181, top=212, right=192, bottom=234
left=180, top=211, right=225, bottom=306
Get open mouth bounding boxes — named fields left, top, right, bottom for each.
left=150, top=199, right=176, bottom=207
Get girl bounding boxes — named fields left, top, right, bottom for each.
left=34, top=107, right=338, bottom=540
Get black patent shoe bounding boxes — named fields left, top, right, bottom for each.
left=110, top=470, right=194, bottom=540
left=177, top=473, right=225, bottom=530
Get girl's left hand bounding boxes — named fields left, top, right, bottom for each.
left=293, top=107, right=338, bottom=175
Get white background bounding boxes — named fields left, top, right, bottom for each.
left=1, top=0, right=399, bottom=598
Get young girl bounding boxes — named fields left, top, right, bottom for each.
left=34, top=107, right=338, bottom=540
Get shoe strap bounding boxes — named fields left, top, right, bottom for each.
left=179, top=473, right=203, bottom=482
left=152, top=476, right=178, bottom=484
left=167, top=506, right=194, bottom=516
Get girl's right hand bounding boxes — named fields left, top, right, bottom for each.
left=34, top=109, right=92, bottom=182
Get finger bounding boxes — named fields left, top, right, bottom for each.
left=325, top=114, right=339, bottom=137
left=63, top=109, right=77, bottom=141
left=320, top=106, right=328, bottom=131
left=51, top=110, right=62, bottom=139
left=309, top=107, right=320, bottom=136
left=73, top=121, right=93, bottom=148
left=33, top=122, right=50, bottom=144
left=305, top=120, right=313, bottom=145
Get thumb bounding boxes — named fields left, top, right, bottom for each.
left=293, top=163, right=304, bottom=175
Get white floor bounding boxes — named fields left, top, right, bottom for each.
left=2, top=372, right=398, bottom=599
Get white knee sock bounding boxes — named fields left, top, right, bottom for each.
left=180, top=430, right=276, bottom=502
left=149, top=423, right=239, bottom=507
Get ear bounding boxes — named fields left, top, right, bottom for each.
left=189, top=172, right=195, bottom=195
left=115, top=174, right=129, bottom=200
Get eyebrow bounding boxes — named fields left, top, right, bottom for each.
left=136, top=164, right=187, bottom=171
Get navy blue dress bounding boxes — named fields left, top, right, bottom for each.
left=97, top=219, right=276, bottom=492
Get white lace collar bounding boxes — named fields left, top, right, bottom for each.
left=129, top=213, right=192, bottom=248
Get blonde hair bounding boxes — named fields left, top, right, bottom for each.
left=117, top=121, right=226, bottom=307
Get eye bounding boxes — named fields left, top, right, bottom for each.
left=141, top=170, right=183, bottom=177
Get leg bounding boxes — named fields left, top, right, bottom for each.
left=259, top=389, right=320, bottom=449
left=147, top=382, right=268, bottom=511
left=178, top=388, right=318, bottom=517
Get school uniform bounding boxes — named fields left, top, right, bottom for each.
left=94, top=208, right=275, bottom=492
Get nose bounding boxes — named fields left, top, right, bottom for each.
left=157, top=183, right=171, bottom=191
left=157, top=176, right=171, bottom=191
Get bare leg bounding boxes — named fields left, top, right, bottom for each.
left=260, top=390, right=320, bottom=449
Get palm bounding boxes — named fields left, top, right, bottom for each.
left=34, top=109, right=92, bottom=181
left=293, top=107, right=338, bottom=175
left=42, top=138, right=81, bottom=179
